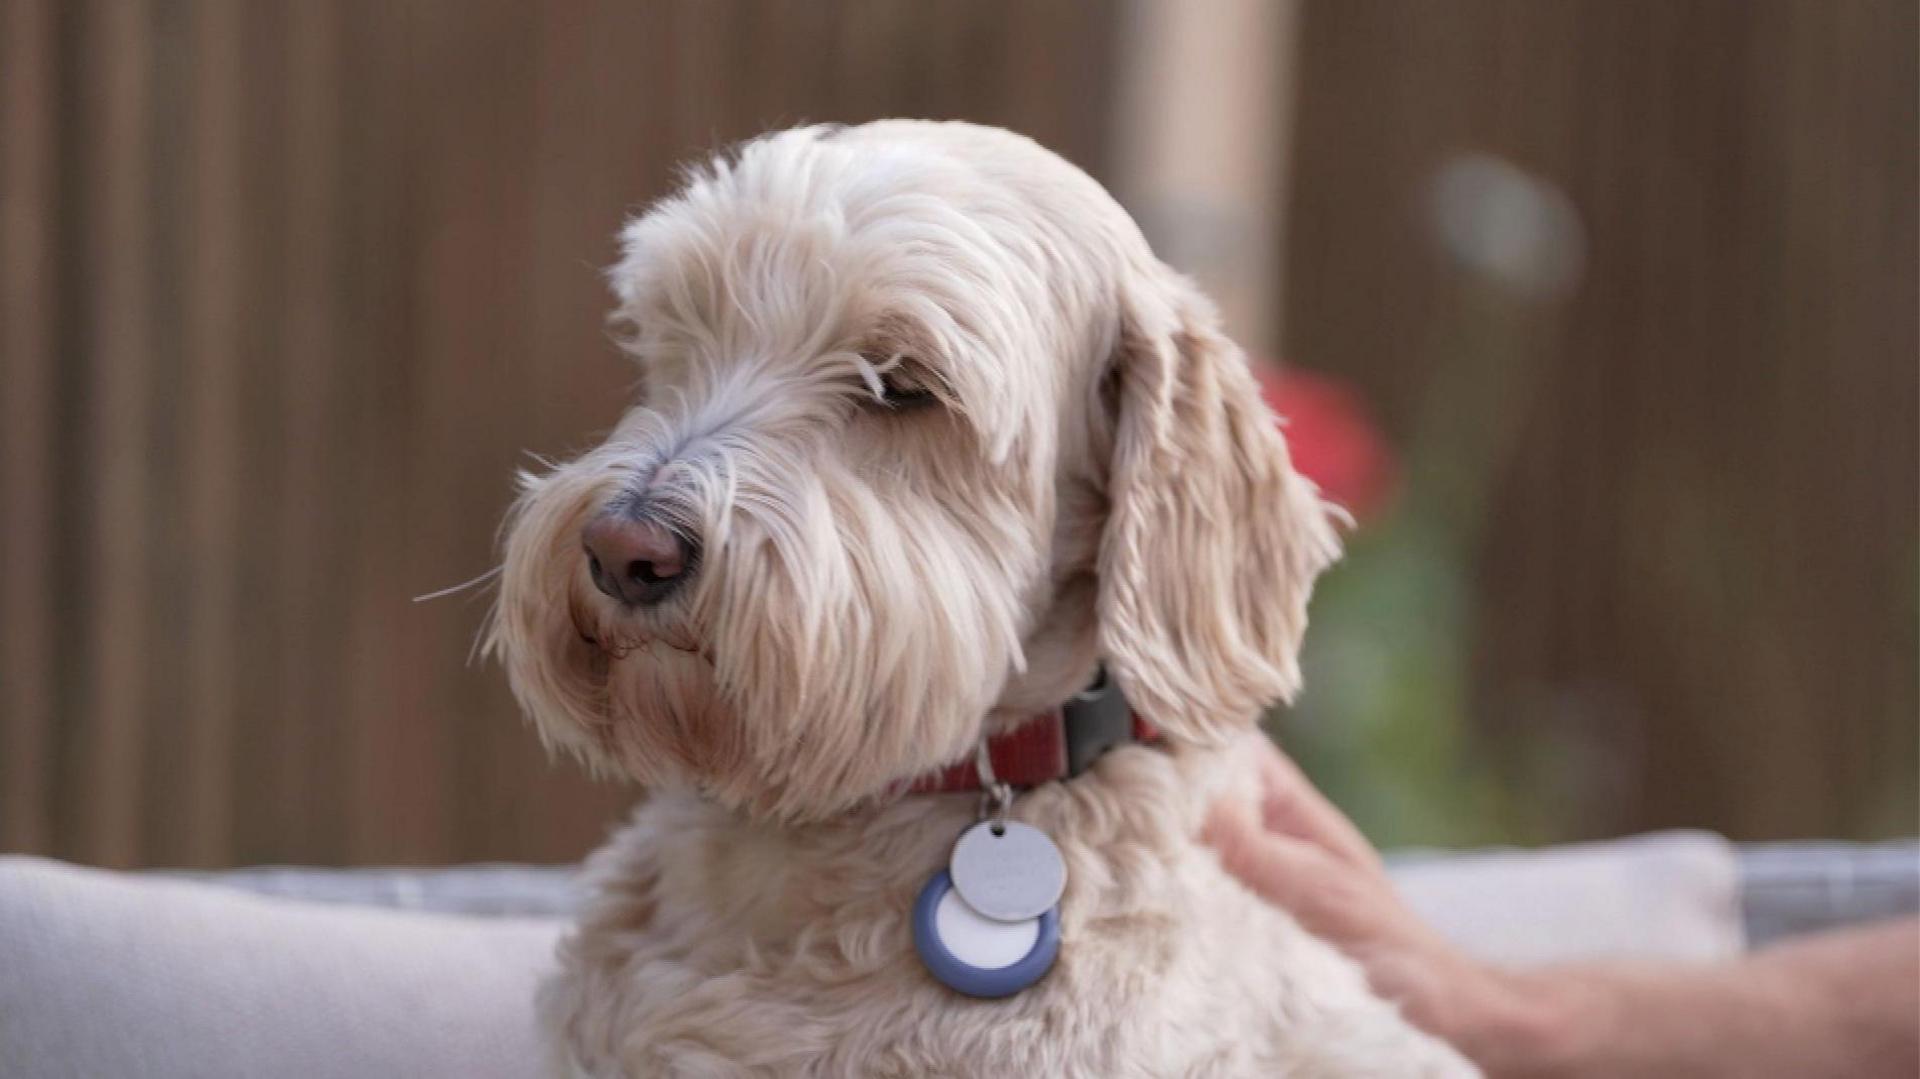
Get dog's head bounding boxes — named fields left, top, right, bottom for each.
left=490, top=121, right=1338, bottom=820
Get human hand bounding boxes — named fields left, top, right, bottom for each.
left=1203, top=739, right=1561, bottom=1072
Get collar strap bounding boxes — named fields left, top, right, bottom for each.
left=907, top=671, right=1160, bottom=794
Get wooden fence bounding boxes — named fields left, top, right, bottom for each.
left=1, top=0, right=1911, bottom=866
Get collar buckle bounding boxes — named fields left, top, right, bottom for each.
left=1061, top=668, right=1135, bottom=778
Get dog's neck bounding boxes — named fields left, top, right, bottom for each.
left=903, top=671, right=1160, bottom=794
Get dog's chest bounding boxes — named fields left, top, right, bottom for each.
left=544, top=895, right=1291, bottom=1079
left=541, top=774, right=1475, bottom=1078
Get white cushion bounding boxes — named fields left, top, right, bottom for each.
left=0, top=831, right=1744, bottom=1077
left=0, top=856, right=560, bottom=1079
left=1391, top=830, right=1744, bottom=965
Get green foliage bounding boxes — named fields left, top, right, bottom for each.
left=1274, top=511, right=1549, bottom=849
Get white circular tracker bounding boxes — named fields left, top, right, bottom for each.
left=933, top=888, right=1040, bottom=970
left=948, top=821, right=1067, bottom=922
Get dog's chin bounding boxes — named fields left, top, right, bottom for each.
left=603, top=648, right=747, bottom=791
left=548, top=592, right=981, bottom=823
left=552, top=586, right=740, bottom=792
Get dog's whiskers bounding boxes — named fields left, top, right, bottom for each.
left=413, top=564, right=505, bottom=604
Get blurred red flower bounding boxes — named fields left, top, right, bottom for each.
left=1254, top=365, right=1396, bottom=523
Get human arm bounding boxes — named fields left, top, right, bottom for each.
left=1204, top=740, right=1920, bottom=1077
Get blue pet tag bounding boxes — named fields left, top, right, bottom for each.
left=913, top=869, right=1060, bottom=999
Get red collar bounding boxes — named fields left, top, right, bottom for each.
left=906, top=672, right=1160, bottom=794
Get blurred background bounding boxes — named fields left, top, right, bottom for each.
left=1, top=0, right=1912, bottom=868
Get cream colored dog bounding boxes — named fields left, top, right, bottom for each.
left=491, top=120, right=1475, bottom=1077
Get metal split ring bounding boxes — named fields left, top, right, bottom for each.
left=974, top=737, right=1014, bottom=830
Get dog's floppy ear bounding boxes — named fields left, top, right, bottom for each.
left=1096, top=265, right=1341, bottom=744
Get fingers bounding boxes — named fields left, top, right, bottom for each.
left=1206, top=761, right=1516, bottom=1063
left=1204, top=798, right=1391, bottom=947
left=1247, top=737, right=1386, bottom=877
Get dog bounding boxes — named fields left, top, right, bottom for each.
left=490, top=120, right=1475, bottom=1077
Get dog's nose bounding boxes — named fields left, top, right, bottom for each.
left=582, top=511, right=694, bottom=608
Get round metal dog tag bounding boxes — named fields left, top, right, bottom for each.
left=948, top=821, right=1067, bottom=922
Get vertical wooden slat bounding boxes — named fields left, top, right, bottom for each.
left=1112, top=0, right=1297, bottom=351
left=0, top=0, right=59, bottom=854
left=336, top=0, right=427, bottom=863
left=225, top=1, right=295, bottom=865
left=70, top=0, right=155, bottom=867
left=277, top=0, right=346, bottom=864
left=176, top=0, right=245, bottom=866
left=135, top=0, right=193, bottom=865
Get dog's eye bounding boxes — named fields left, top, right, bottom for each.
left=874, top=363, right=940, bottom=411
